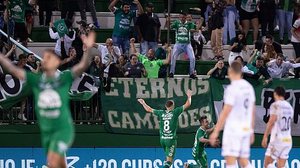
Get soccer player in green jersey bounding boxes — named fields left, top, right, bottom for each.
left=184, top=115, right=218, bottom=168
left=0, top=32, right=97, bottom=168
left=137, top=89, right=192, bottom=168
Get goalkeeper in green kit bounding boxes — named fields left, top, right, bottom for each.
left=184, top=115, right=218, bottom=168
left=0, top=32, right=97, bottom=168
left=138, top=89, right=192, bottom=168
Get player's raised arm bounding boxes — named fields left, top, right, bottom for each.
left=0, top=53, right=25, bottom=80
left=137, top=99, right=154, bottom=113
left=183, top=89, right=192, bottom=110
left=71, top=31, right=96, bottom=77
left=162, top=46, right=172, bottom=65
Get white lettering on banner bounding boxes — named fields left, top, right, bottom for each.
left=153, top=159, right=163, bottom=168
left=5, top=159, right=15, bottom=168
left=106, top=78, right=119, bottom=96
left=150, top=79, right=166, bottom=98
left=122, top=112, right=135, bottom=129
left=105, top=78, right=210, bottom=98
left=136, top=78, right=149, bottom=98
left=178, top=112, right=189, bottom=128
left=107, top=107, right=212, bottom=129
left=167, top=78, right=183, bottom=97
left=108, top=111, right=121, bottom=128
left=66, top=156, right=79, bottom=168
left=118, top=78, right=133, bottom=98
left=133, top=113, right=153, bottom=129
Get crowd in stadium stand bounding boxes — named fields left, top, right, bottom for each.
left=1, top=0, right=300, bottom=123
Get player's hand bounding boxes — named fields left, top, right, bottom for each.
left=186, top=89, right=192, bottom=97
left=214, top=138, right=220, bottom=147
left=130, top=38, right=135, bottom=44
left=261, top=136, right=268, bottom=148
left=81, top=31, right=96, bottom=49
left=137, top=98, right=145, bottom=104
left=209, top=131, right=219, bottom=147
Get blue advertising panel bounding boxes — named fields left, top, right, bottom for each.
left=0, top=148, right=299, bottom=168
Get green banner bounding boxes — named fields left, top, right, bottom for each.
left=0, top=73, right=98, bottom=110
left=54, top=19, right=68, bottom=37
left=209, top=78, right=300, bottom=136
left=102, top=78, right=215, bottom=135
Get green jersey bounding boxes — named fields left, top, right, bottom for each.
left=192, top=127, right=208, bottom=156
left=26, top=70, right=74, bottom=132
left=171, top=20, right=195, bottom=44
left=113, top=8, right=136, bottom=37
left=138, top=54, right=163, bottom=78
left=9, top=0, right=26, bottom=23
left=153, top=106, right=184, bottom=140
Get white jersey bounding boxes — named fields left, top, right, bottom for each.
left=269, top=100, right=293, bottom=144
left=223, top=79, right=256, bottom=136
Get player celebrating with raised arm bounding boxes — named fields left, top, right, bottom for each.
left=137, top=89, right=192, bottom=168
left=0, top=32, right=97, bottom=168
left=261, top=87, right=293, bottom=168
left=209, top=61, right=256, bottom=168
left=185, top=115, right=218, bottom=168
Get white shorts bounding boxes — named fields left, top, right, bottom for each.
left=222, top=133, right=250, bottom=158
left=265, top=141, right=292, bottom=160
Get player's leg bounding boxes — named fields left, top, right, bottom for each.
left=263, top=155, right=274, bottom=168
left=199, top=151, right=208, bottom=168
left=47, top=151, right=66, bottom=168
left=47, top=127, right=74, bottom=168
left=277, top=144, right=292, bottom=168
left=222, top=134, right=240, bottom=168
left=163, top=139, right=177, bottom=168
left=239, top=135, right=253, bottom=168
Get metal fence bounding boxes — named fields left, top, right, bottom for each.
left=0, top=92, right=103, bottom=125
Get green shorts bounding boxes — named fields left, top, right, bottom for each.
left=160, top=139, right=177, bottom=158
left=41, top=126, right=74, bottom=156
left=191, top=150, right=207, bottom=168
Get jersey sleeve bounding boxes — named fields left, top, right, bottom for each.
left=224, top=86, right=235, bottom=106
left=153, top=109, right=163, bottom=116
left=137, top=54, right=147, bottom=63
left=293, top=19, right=300, bottom=29
left=170, top=20, right=178, bottom=29
left=197, top=129, right=205, bottom=140
left=62, top=70, right=75, bottom=81
left=270, top=103, right=280, bottom=116
left=174, top=106, right=184, bottom=117
left=156, top=59, right=164, bottom=66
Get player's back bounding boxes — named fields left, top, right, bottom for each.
left=270, top=100, right=293, bottom=144
left=223, top=79, right=255, bottom=136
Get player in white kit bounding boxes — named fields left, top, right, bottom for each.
left=210, top=61, right=256, bottom=168
left=262, top=86, right=293, bottom=168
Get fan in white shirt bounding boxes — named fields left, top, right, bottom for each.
left=267, top=54, right=300, bottom=78
left=262, top=87, right=293, bottom=168
left=95, top=38, right=121, bottom=76
left=210, top=61, right=256, bottom=168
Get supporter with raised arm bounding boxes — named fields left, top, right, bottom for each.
left=207, top=59, right=227, bottom=80
left=109, top=0, right=143, bottom=55
left=130, top=38, right=171, bottom=78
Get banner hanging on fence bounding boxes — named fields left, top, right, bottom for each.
left=0, top=73, right=98, bottom=110
left=209, top=78, right=300, bottom=136
left=101, top=78, right=214, bottom=134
